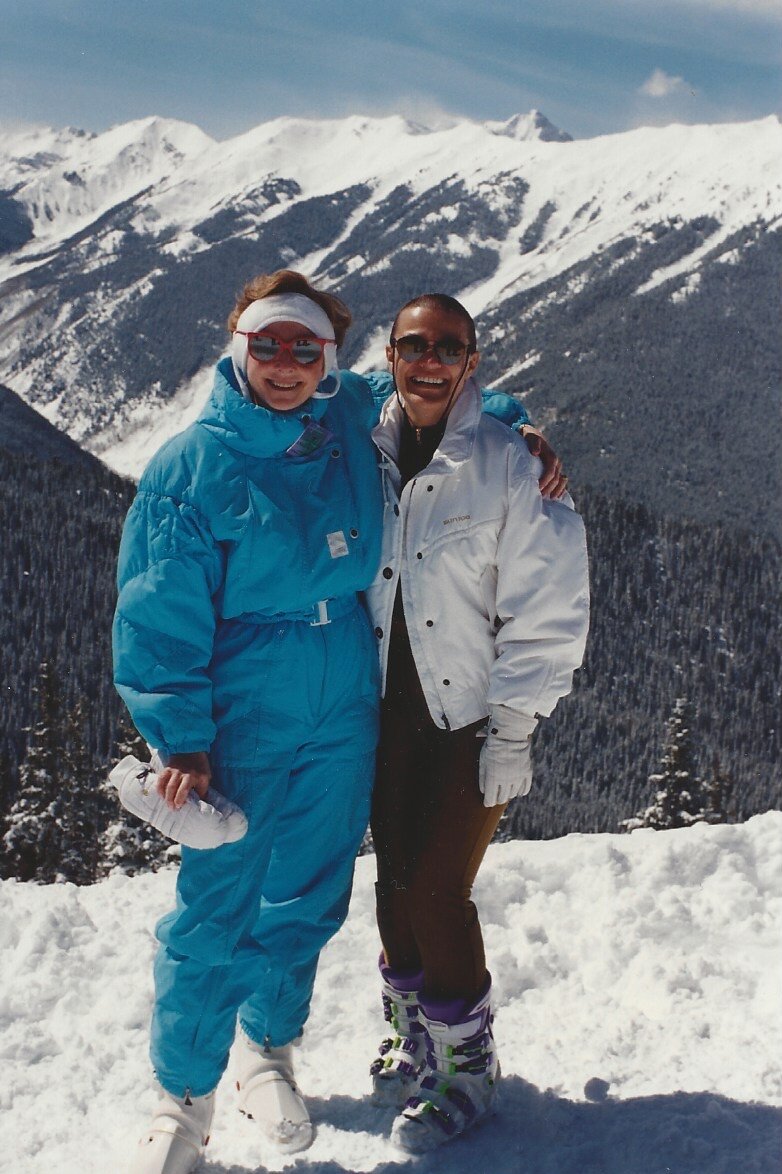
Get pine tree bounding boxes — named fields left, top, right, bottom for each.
left=2, top=661, right=65, bottom=881
left=699, top=753, right=736, bottom=825
left=0, top=671, right=105, bottom=884
left=0, top=746, right=12, bottom=819
left=57, top=697, right=104, bottom=884
left=97, top=711, right=172, bottom=878
left=620, top=697, right=705, bottom=831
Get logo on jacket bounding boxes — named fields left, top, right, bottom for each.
left=443, top=514, right=471, bottom=525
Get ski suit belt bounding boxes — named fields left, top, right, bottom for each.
left=233, top=594, right=360, bottom=627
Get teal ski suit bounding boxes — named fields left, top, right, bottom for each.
left=113, top=358, right=529, bottom=1097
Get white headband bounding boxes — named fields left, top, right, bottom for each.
left=231, top=293, right=340, bottom=401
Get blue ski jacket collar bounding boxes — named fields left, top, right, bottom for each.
left=197, top=358, right=331, bottom=459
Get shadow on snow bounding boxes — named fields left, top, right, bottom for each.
left=201, top=1076, right=782, bottom=1174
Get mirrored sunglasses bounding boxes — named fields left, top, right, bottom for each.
left=391, top=334, right=471, bottom=367
left=236, top=331, right=331, bottom=366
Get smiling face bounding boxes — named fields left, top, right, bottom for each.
left=246, top=320, right=325, bottom=411
left=387, top=304, right=480, bottom=427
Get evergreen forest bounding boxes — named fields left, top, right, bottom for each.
left=0, top=395, right=780, bottom=882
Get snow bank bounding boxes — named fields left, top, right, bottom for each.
left=0, top=813, right=780, bottom=1173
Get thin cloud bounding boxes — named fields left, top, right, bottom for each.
left=639, top=68, right=693, bottom=98
left=682, top=0, right=782, bottom=16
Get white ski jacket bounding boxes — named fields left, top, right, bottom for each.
left=366, top=378, right=590, bottom=731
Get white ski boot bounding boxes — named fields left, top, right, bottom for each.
left=370, top=960, right=426, bottom=1106
left=128, top=1083, right=214, bottom=1174
left=391, top=979, right=499, bottom=1153
left=234, top=1026, right=313, bottom=1153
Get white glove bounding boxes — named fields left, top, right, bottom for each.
left=109, top=755, right=248, bottom=849
left=478, top=708, right=537, bottom=807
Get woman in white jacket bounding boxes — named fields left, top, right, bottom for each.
left=366, top=294, right=590, bottom=1152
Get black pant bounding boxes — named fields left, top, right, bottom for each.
left=371, top=617, right=506, bottom=1002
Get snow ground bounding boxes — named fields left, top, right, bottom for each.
left=0, top=814, right=780, bottom=1173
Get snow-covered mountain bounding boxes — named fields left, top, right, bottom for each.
left=0, top=124, right=90, bottom=186
left=486, top=109, right=573, bottom=142
left=0, top=116, right=213, bottom=246
left=0, top=111, right=779, bottom=533
left=1, top=813, right=780, bottom=1173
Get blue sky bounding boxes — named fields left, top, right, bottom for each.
left=1, top=0, right=779, bottom=139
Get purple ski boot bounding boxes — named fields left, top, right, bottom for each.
left=369, top=957, right=427, bottom=1107
left=391, top=976, right=499, bottom=1152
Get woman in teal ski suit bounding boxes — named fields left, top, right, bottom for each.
left=114, top=271, right=546, bottom=1169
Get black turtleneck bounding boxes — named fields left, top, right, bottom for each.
left=391, top=413, right=446, bottom=624
left=397, top=413, right=446, bottom=491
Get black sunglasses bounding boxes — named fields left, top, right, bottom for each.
left=391, top=334, right=472, bottom=367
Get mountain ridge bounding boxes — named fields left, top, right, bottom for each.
left=0, top=111, right=779, bottom=537
left=0, top=381, right=106, bottom=469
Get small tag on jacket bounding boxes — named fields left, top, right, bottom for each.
left=327, top=531, right=349, bottom=558
left=286, top=421, right=334, bottom=457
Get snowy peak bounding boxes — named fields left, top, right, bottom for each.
left=487, top=109, right=573, bottom=143
left=0, top=124, right=94, bottom=187
left=86, top=115, right=215, bottom=167
left=1, top=116, right=214, bottom=245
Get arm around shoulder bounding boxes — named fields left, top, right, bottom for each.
left=479, top=388, right=531, bottom=429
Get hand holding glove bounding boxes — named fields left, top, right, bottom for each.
left=478, top=707, right=537, bottom=807
left=109, top=754, right=248, bottom=849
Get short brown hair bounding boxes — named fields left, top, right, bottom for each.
left=227, top=270, right=352, bottom=346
